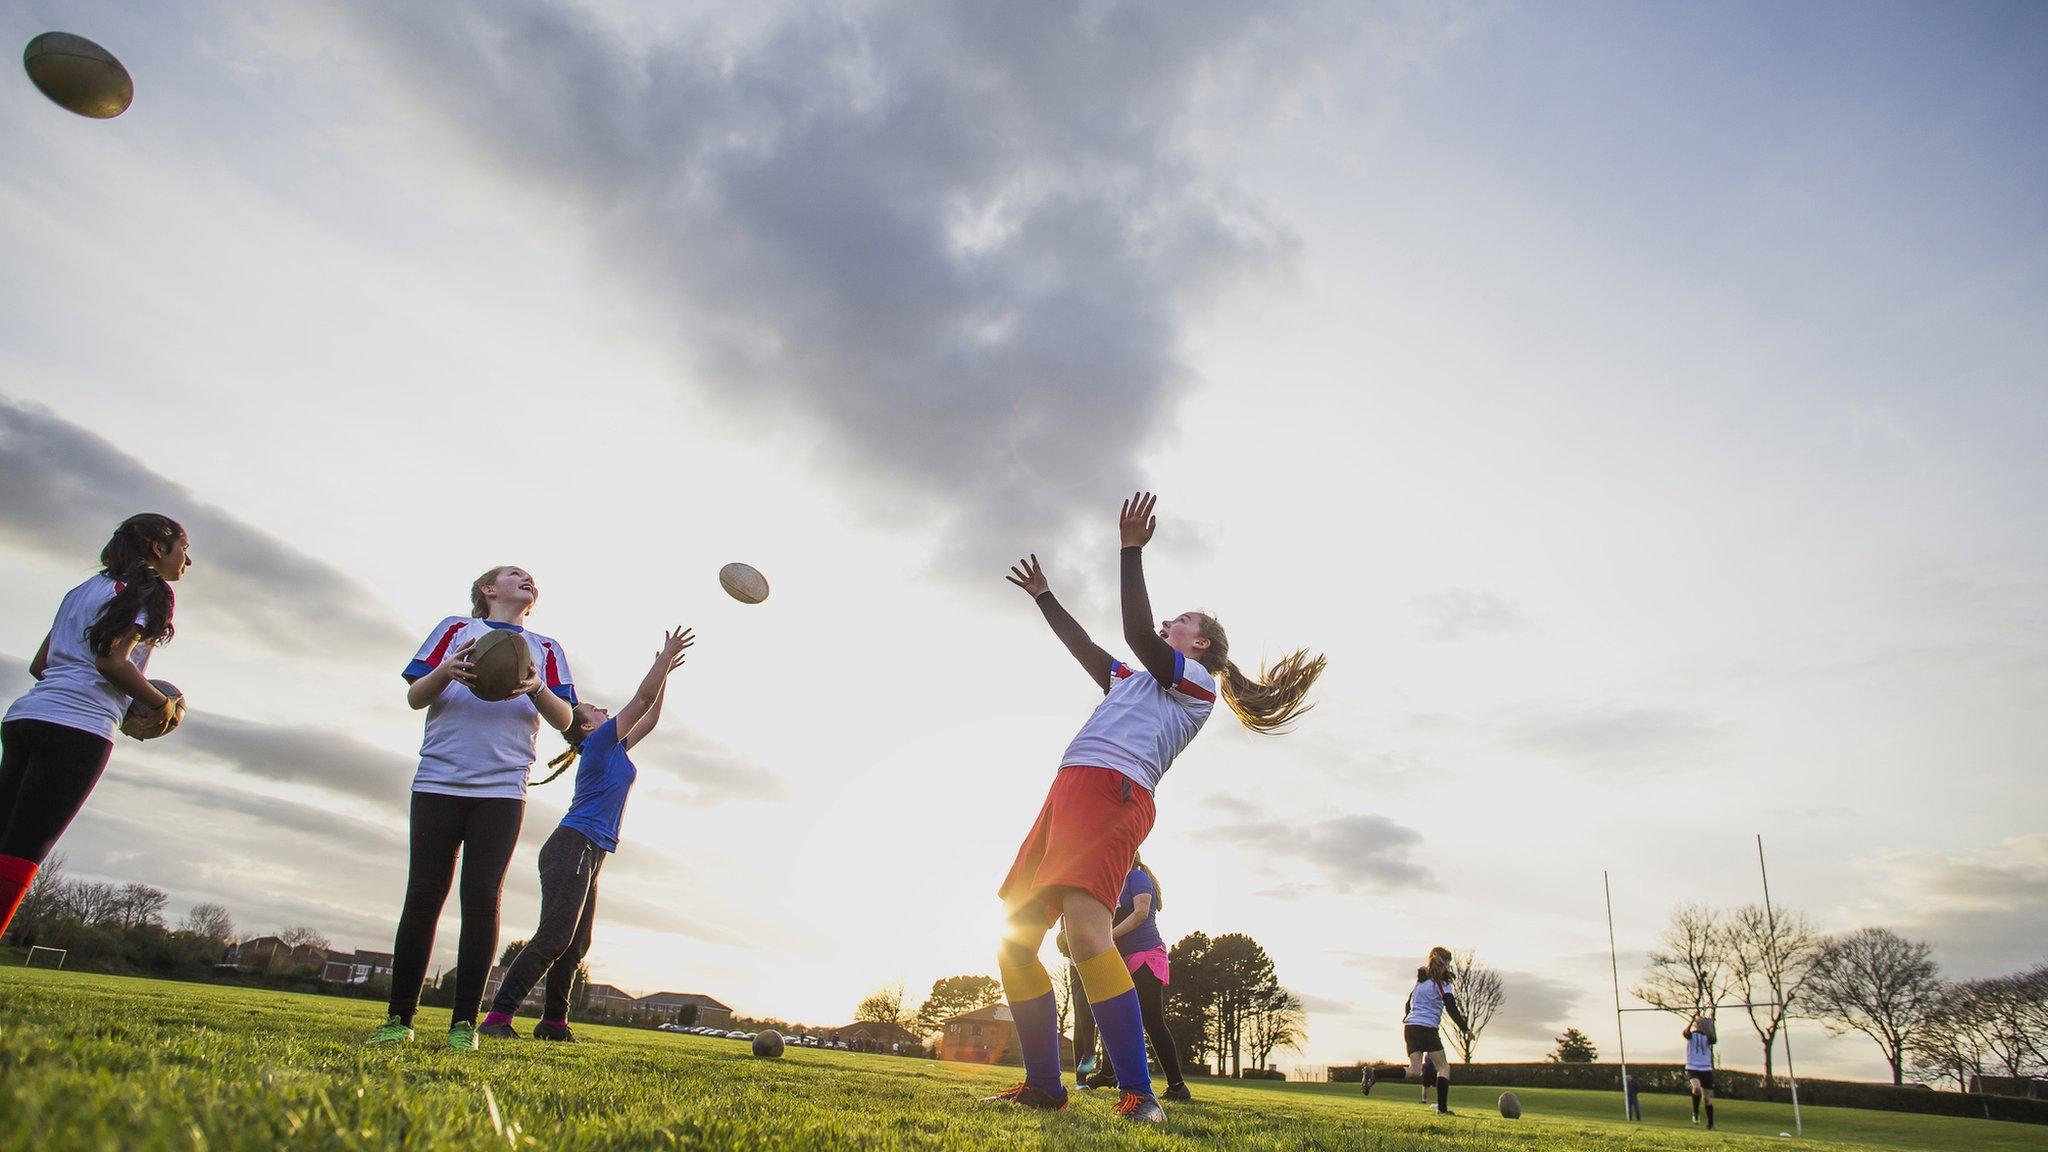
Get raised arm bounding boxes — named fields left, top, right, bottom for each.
left=1117, top=492, right=1178, bottom=685
left=1008, top=554, right=1115, bottom=693
left=626, top=678, right=668, bottom=749
left=616, top=627, right=693, bottom=747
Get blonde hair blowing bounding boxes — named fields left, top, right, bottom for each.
left=1195, top=614, right=1327, bottom=734
left=470, top=565, right=520, bottom=617
left=1428, top=946, right=1454, bottom=983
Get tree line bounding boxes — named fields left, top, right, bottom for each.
left=1636, top=902, right=2047, bottom=1088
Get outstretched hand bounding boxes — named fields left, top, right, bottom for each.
left=660, top=626, right=696, bottom=671
left=1119, top=491, right=1158, bottom=549
left=1006, top=554, right=1050, bottom=598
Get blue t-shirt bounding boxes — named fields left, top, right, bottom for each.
left=559, top=718, right=637, bottom=853
left=1114, top=868, right=1165, bottom=956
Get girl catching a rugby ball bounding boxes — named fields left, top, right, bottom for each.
left=369, top=566, right=576, bottom=1051
left=0, top=515, right=191, bottom=941
left=991, top=492, right=1325, bottom=1123
left=1403, top=946, right=1470, bottom=1115
left=480, top=625, right=693, bottom=1042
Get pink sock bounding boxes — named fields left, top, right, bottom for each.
left=482, top=1010, right=513, bottom=1028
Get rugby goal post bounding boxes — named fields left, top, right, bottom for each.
left=1603, top=834, right=1804, bottom=1137
left=23, top=945, right=67, bottom=969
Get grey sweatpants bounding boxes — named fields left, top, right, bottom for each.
left=491, top=824, right=603, bottom=1021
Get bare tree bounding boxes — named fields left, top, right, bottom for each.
left=1245, top=986, right=1307, bottom=1072
left=112, top=883, right=169, bottom=930
left=180, top=902, right=236, bottom=943
left=1806, top=927, right=1942, bottom=1084
left=276, top=925, right=331, bottom=955
left=1966, top=970, right=2048, bottom=1080
left=1725, top=903, right=1822, bottom=1082
left=853, top=982, right=907, bottom=1027
left=1634, top=904, right=1735, bottom=1020
left=1910, top=982, right=1983, bottom=1090
left=1449, top=949, right=1507, bottom=1064
left=60, top=881, right=123, bottom=927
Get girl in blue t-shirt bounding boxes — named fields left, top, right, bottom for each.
left=1079, top=854, right=1189, bottom=1099
left=480, top=626, right=692, bottom=1042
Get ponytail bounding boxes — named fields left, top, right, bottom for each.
left=534, top=706, right=593, bottom=785
left=1193, top=611, right=1325, bottom=734
left=1427, top=946, right=1453, bottom=985
left=88, top=514, right=183, bottom=657
left=1133, top=852, right=1163, bottom=913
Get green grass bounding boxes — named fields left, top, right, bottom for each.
left=0, top=969, right=2041, bottom=1152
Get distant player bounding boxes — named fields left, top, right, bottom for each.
left=481, top=626, right=693, bottom=1042
left=1, top=515, right=191, bottom=940
left=988, top=492, right=1325, bottom=1124
left=1403, top=946, right=1470, bottom=1115
left=368, top=566, right=576, bottom=1051
left=1685, top=1014, right=1718, bottom=1129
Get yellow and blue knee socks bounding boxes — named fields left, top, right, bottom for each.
left=998, top=942, right=1066, bottom=1097
left=1075, top=948, right=1152, bottom=1097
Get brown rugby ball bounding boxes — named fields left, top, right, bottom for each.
left=119, top=679, right=183, bottom=741
left=23, top=32, right=134, bottom=119
left=467, top=628, right=532, bottom=702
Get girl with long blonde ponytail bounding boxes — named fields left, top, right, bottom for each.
left=988, top=491, right=1325, bottom=1124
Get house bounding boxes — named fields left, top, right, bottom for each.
left=479, top=965, right=547, bottom=1010
left=229, top=936, right=327, bottom=973
left=321, top=949, right=396, bottom=985
left=835, top=1019, right=925, bottom=1052
left=580, top=983, right=640, bottom=1016
left=940, top=1003, right=1013, bottom=1064
left=633, top=991, right=732, bottom=1029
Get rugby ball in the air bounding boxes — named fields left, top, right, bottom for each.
left=120, top=680, right=183, bottom=741
left=1497, top=1091, right=1522, bottom=1119
left=23, top=32, right=133, bottom=119
left=467, top=629, right=532, bottom=702
left=719, top=562, right=770, bottom=604
left=752, top=1029, right=784, bottom=1058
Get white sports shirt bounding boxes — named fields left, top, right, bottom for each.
left=1405, top=978, right=1451, bottom=1028
left=5, top=575, right=152, bottom=740
left=403, top=617, right=576, bottom=800
left=1685, top=1029, right=1715, bottom=1071
left=1058, top=651, right=1217, bottom=793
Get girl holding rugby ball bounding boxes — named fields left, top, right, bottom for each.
left=369, top=566, right=576, bottom=1051
left=989, top=492, right=1324, bottom=1124
left=0, top=515, right=191, bottom=940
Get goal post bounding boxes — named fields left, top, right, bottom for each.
left=23, top=945, right=67, bottom=969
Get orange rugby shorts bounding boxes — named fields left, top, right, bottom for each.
left=999, top=765, right=1155, bottom=923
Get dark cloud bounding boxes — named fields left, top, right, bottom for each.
left=0, top=397, right=409, bottom=655
left=1487, top=969, right=1582, bottom=1045
left=1410, top=588, right=1532, bottom=642
left=172, top=712, right=415, bottom=809
left=321, top=1, right=1405, bottom=566
left=1206, top=809, right=1426, bottom=891
left=1856, top=836, right=2048, bottom=979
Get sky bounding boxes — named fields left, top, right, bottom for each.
left=2, top=0, right=2044, bottom=1081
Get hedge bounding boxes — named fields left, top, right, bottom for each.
left=1325, top=1062, right=2048, bottom=1124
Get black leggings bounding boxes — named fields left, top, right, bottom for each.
left=387, top=791, right=524, bottom=1025
left=491, top=825, right=602, bottom=1021
left=1134, top=964, right=1185, bottom=1086
left=0, top=720, right=114, bottom=862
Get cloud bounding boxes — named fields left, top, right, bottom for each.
left=1411, top=588, right=1532, bottom=641
left=0, top=397, right=409, bottom=655
left=172, top=712, right=416, bottom=809
left=1845, top=835, right=2048, bottom=978
left=1506, top=705, right=1725, bottom=777
left=314, top=1, right=1447, bottom=567
left=1206, top=809, right=1426, bottom=891
left=1487, top=969, right=1582, bottom=1045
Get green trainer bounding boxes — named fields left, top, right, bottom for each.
left=365, top=1015, right=415, bottom=1046
left=447, top=1021, right=481, bottom=1051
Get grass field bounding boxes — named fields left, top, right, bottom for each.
left=1, top=968, right=2041, bottom=1152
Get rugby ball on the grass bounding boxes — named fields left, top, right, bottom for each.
left=752, top=1029, right=784, bottom=1058
left=719, top=562, right=770, bottom=604
left=1498, top=1091, right=1522, bottom=1119
left=467, top=629, right=532, bottom=701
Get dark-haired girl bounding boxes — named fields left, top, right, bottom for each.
left=1403, top=946, right=1469, bottom=1115
left=1, top=515, right=191, bottom=938
left=989, top=492, right=1325, bottom=1124
left=369, top=566, right=575, bottom=1051
left=481, top=626, right=692, bottom=1042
